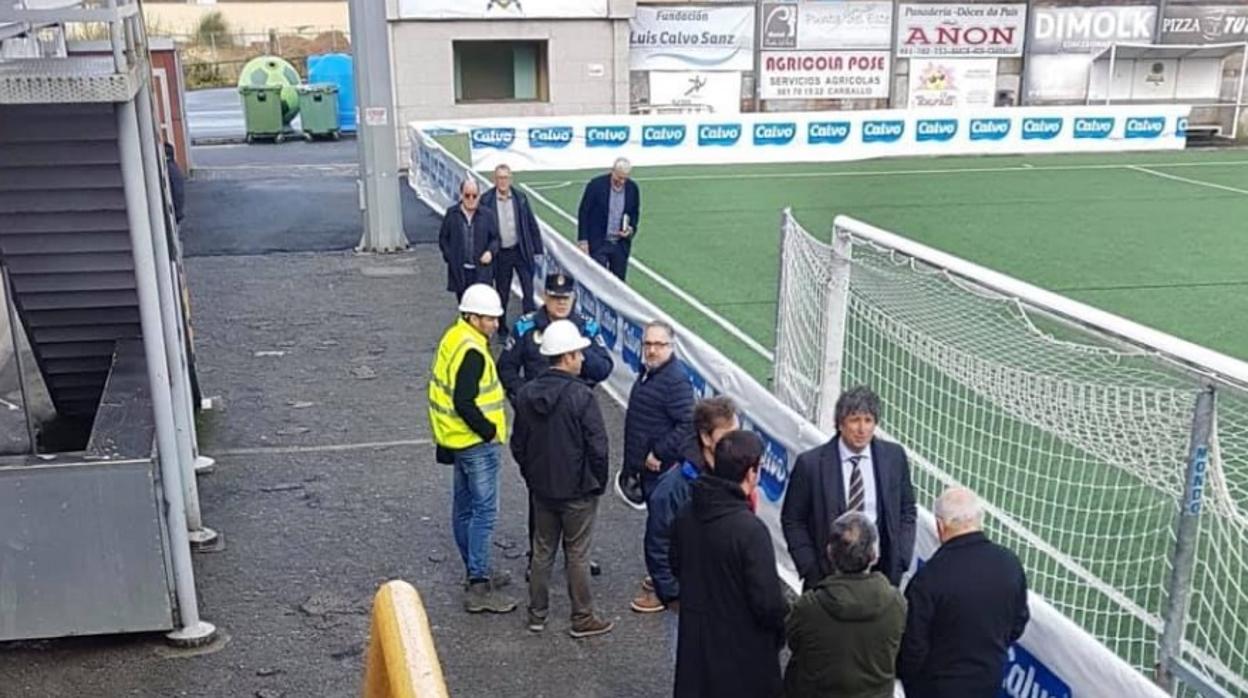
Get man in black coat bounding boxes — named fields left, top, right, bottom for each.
left=899, top=487, right=1029, bottom=698
left=616, top=320, right=694, bottom=509
left=671, top=430, right=787, bottom=698
left=782, top=385, right=917, bottom=589
left=576, top=158, right=640, bottom=281
left=439, top=178, right=500, bottom=299
left=479, top=164, right=544, bottom=337
left=511, top=320, right=614, bottom=639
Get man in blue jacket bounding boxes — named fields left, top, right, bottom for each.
left=637, top=397, right=739, bottom=654
left=617, top=320, right=694, bottom=509
left=480, top=164, right=544, bottom=338
left=576, top=158, right=640, bottom=281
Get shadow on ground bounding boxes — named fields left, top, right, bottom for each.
left=181, top=141, right=440, bottom=256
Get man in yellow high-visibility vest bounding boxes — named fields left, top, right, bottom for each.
left=429, top=283, right=516, bottom=614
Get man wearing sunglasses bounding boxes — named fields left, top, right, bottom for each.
left=439, top=177, right=501, bottom=300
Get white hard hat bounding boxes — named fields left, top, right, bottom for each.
left=540, top=319, right=591, bottom=356
left=458, top=284, right=504, bottom=317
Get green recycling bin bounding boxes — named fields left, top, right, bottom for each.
left=239, top=85, right=287, bottom=143
left=297, top=83, right=341, bottom=141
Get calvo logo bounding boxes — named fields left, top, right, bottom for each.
left=755, top=425, right=790, bottom=503
left=754, top=122, right=797, bottom=146
left=970, top=118, right=1011, bottom=141
left=1074, top=117, right=1115, bottom=139
left=917, top=119, right=958, bottom=142
left=1022, top=117, right=1062, bottom=141
left=1177, top=117, right=1189, bottom=138
left=1000, top=645, right=1072, bottom=698
left=470, top=127, right=515, bottom=150
left=1125, top=117, right=1165, bottom=139
left=863, top=120, right=905, bottom=144
left=698, top=123, right=742, bottom=147
left=528, top=126, right=574, bottom=149
left=586, top=125, right=630, bottom=148
left=808, top=121, right=851, bottom=145
left=642, top=125, right=687, bottom=148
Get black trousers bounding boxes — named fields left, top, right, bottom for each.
left=591, top=244, right=629, bottom=281
left=493, top=246, right=537, bottom=330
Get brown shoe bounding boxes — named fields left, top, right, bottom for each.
left=630, top=589, right=665, bottom=614
left=569, top=615, right=615, bottom=639
left=641, top=576, right=655, bottom=593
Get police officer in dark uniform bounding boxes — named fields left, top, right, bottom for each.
left=499, top=272, right=614, bottom=401
left=500, top=272, right=614, bottom=578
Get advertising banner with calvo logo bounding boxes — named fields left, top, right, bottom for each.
left=396, top=0, right=608, bottom=20
left=908, top=58, right=998, bottom=108
left=412, top=104, right=1188, bottom=173
left=630, top=5, right=755, bottom=71
left=760, top=50, right=891, bottom=100
left=1029, top=5, right=1158, bottom=54
left=648, top=71, right=742, bottom=114
left=761, top=0, right=892, bottom=50
left=896, top=4, right=1027, bottom=57
left=1162, top=4, right=1248, bottom=44
left=413, top=123, right=1175, bottom=698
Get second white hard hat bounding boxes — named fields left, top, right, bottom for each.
left=540, top=319, right=592, bottom=356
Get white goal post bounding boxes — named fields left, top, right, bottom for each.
left=774, top=211, right=1248, bottom=698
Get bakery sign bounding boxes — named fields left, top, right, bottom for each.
left=896, top=4, right=1027, bottom=57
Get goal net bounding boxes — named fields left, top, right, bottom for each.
left=774, top=211, right=1248, bottom=697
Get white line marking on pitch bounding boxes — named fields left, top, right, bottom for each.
left=207, top=438, right=432, bottom=458
left=524, top=159, right=1248, bottom=186
left=1128, top=165, right=1248, bottom=196
left=528, top=180, right=572, bottom=191
left=518, top=183, right=776, bottom=362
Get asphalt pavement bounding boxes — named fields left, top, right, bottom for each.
left=182, top=141, right=439, bottom=255
left=0, top=142, right=674, bottom=697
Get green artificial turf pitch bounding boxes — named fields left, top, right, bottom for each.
left=513, top=149, right=1248, bottom=382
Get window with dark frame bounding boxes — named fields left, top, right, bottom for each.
left=453, top=40, right=549, bottom=103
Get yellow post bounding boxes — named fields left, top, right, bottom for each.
left=361, top=580, right=450, bottom=698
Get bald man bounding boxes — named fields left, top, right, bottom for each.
left=439, top=177, right=501, bottom=300
left=898, top=488, right=1030, bottom=698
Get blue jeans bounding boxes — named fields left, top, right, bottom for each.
left=665, top=608, right=679, bottom=665
left=451, top=442, right=501, bottom=580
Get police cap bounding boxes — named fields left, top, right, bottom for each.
left=545, top=273, right=575, bottom=298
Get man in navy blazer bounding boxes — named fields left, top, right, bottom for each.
left=576, top=158, right=640, bottom=281
left=782, top=385, right=917, bottom=590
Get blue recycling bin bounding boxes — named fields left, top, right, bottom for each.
left=308, top=53, right=357, bottom=133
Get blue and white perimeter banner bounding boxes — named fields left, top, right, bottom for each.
left=410, top=104, right=1191, bottom=172
left=410, top=129, right=1168, bottom=698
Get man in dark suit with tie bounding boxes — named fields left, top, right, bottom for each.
left=576, top=158, right=640, bottom=281
left=782, top=385, right=917, bottom=590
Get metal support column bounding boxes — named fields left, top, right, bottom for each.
left=753, top=0, right=764, bottom=111
left=135, top=79, right=218, bottom=549
left=1156, top=387, right=1215, bottom=692
left=349, top=0, right=406, bottom=253
left=0, top=265, right=38, bottom=454
left=117, top=100, right=216, bottom=647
